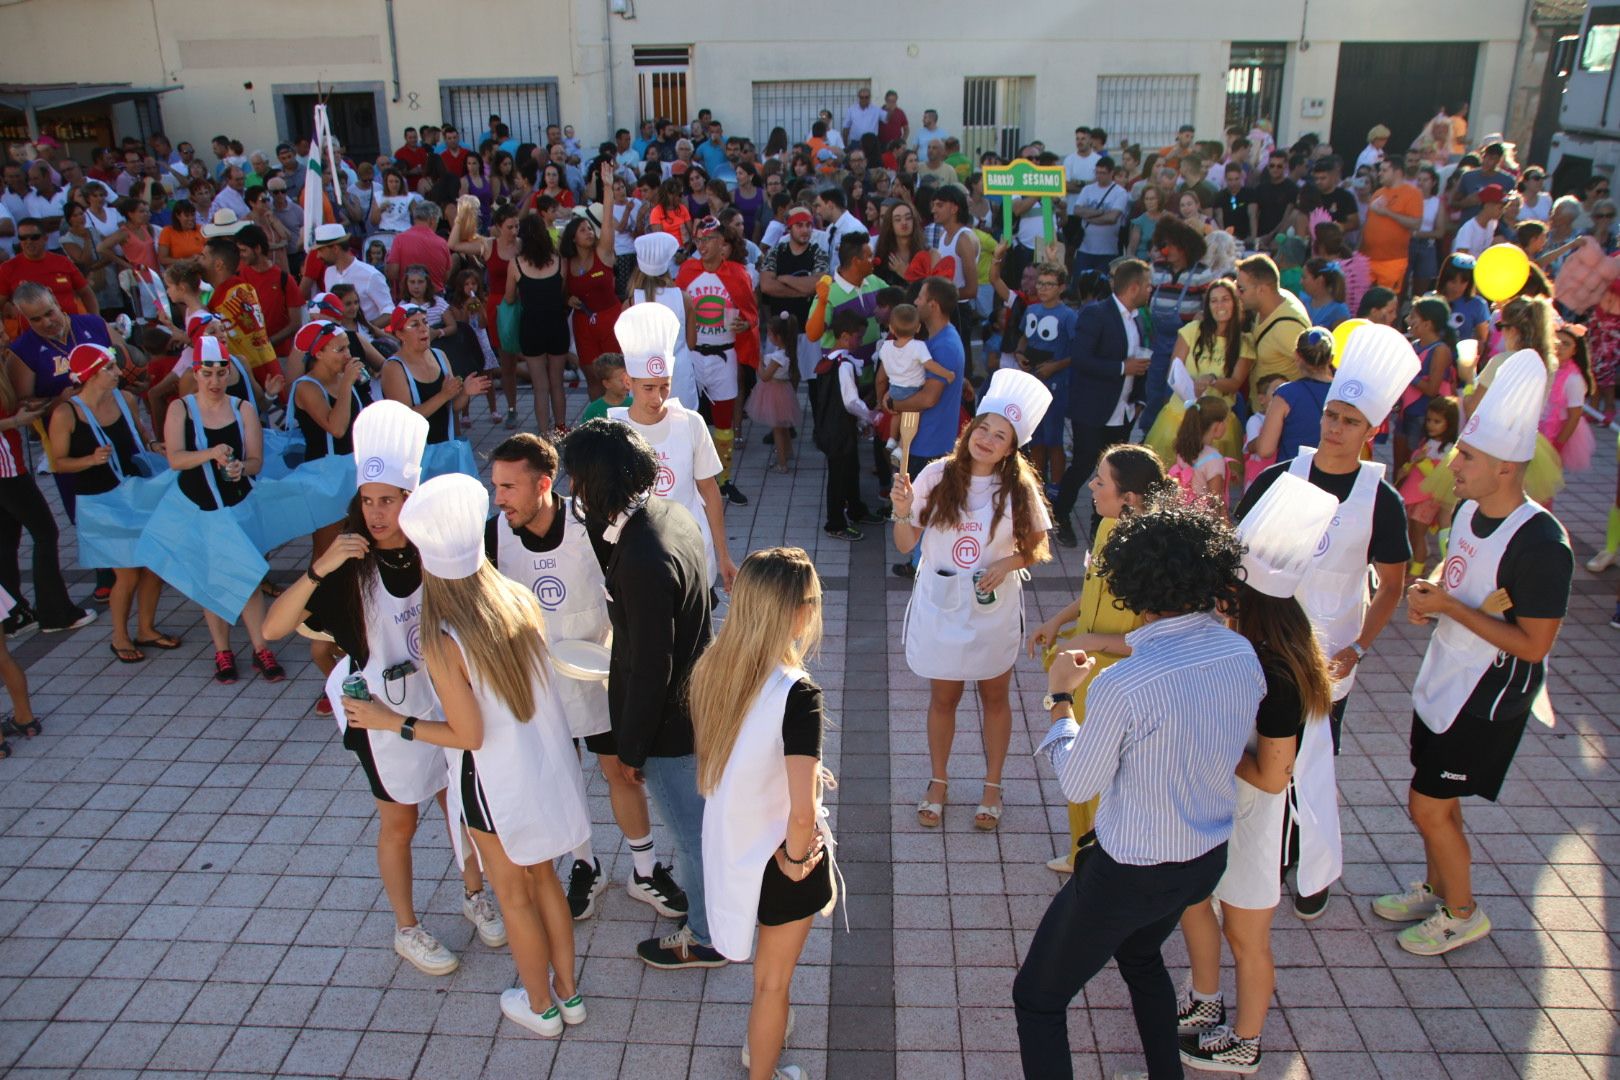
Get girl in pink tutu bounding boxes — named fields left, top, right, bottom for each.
left=1397, top=395, right=1459, bottom=577
left=748, top=312, right=805, bottom=473
left=1541, top=324, right=1596, bottom=479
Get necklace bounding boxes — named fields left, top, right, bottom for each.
left=374, top=546, right=415, bottom=571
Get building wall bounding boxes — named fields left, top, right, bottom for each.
left=1, top=0, right=1527, bottom=155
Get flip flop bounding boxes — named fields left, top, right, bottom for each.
left=917, top=778, right=947, bottom=828
left=134, top=634, right=183, bottom=650
left=109, top=644, right=146, bottom=664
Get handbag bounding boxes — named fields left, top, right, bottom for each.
left=497, top=296, right=523, bottom=347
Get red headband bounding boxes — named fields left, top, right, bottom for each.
left=388, top=303, right=427, bottom=334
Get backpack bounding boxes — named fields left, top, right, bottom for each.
left=811, top=354, right=859, bottom=457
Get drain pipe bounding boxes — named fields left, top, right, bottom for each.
left=603, top=0, right=617, bottom=133
left=385, top=0, right=402, bottom=103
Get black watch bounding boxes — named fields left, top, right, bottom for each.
left=399, top=715, right=420, bottom=741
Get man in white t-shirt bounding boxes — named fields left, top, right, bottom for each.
left=312, top=223, right=393, bottom=329
left=1451, top=184, right=1506, bottom=255
left=1072, top=156, right=1131, bottom=275
left=843, top=88, right=884, bottom=146
left=1062, top=127, right=1099, bottom=214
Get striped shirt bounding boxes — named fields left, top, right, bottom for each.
left=1038, top=611, right=1265, bottom=866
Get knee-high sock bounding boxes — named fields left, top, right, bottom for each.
left=713, top=427, right=734, bottom=484
left=1607, top=506, right=1620, bottom=552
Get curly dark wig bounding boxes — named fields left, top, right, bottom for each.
left=559, top=419, right=658, bottom=524
left=1095, top=496, right=1244, bottom=616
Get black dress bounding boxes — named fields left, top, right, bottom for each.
left=66, top=402, right=139, bottom=497
left=179, top=405, right=251, bottom=510
left=516, top=264, right=571, bottom=355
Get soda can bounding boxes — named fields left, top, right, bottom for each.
left=972, top=570, right=996, bottom=605
left=341, top=673, right=371, bottom=701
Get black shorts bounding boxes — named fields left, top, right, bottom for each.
left=758, top=850, right=833, bottom=926
left=343, top=724, right=397, bottom=803
left=1409, top=709, right=1530, bottom=802
left=582, top=728, right=618, bottom=757
left=459, top=749, right=497, bottom=834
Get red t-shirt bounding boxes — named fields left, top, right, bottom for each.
left=0, top=253, right=87, bottom=315
left=394, top=145, right=430, bottom=179
left=878, top=108, right=909, bottom=146
left=238, top=262, right=300, bottom=356
left=384, top=225, right=452, bottom=294
left=300, top=248, right=326, bottom=288
left=440, top=147, right=470, bottom=177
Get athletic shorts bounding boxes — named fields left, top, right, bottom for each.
left=1409, top=708, right=1530, bottom=802
left=583, top=729, right=618, bottom=757
left=692, top=347, right=739, bottom=402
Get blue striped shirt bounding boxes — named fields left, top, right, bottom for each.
left=1038, top=611, right=1265, bottom=866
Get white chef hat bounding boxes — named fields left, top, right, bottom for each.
left=1458, top=348, right=1548, bottom=462
left=616, top=302, right=680, bottom=381
left=397, top=473, right=488, bottom=579
left=1238, top=472, right=1340, bottom=598
left=635, top=232, right=679, bottom=278
left=353, top=400, right=429, bottom=492
left=976, top=368, right=1052, bottom=446
left=1325, top=323, right=1420, bottom=428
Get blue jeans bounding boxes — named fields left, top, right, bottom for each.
left=640, top=754, right=710, bottom=946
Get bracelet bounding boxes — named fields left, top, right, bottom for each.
left=779, top=841, right=814, bottom=865
left=306, top=567, right=326, bottom=586
left=891, top=511, right=914, bottom=525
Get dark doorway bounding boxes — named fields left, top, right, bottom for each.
left=1330, top=43, right=1479, bottom=164
left=284, top=92, right=381, bottom=162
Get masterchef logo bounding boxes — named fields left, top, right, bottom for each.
left=952, top=535, right=980, bottom=568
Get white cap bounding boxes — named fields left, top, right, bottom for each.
left=1459, top=349, right=1547, bottom=462
left=975, top=368, right=1051, bottom=446
left=397, top=473, right=488, bottom=579
left=1238, top=472, right=1340, bottom=598
left=353, top=400, right=429, bottom=493
left=1325, top=323, right=1420, bottom=428
left=635, top=231, right=679, bottom=278
left=616, top=302, right=680, bottom=381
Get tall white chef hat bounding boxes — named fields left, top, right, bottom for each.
left=635, top=232, right=679, bottom=279
left=352, top=399, right=429, bottom=492
left=1325, top=323, right=1421, bottom=429
left=397, top=473, right=488, bottom=580
left=1458, top=349, right=1548, bottom=463
left=616, top=301, right=680, bottom=381
left=975, top=368, right=1052, bottom=446
left=1238, top=471, right=1340, bottom=598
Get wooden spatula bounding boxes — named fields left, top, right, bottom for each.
left=898, top=411, right=920, bottom=478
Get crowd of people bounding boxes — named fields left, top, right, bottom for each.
left=0, top=93, right=1598, bottom=1079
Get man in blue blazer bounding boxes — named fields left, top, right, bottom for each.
left=1050, top=258, right=1153, bottom=547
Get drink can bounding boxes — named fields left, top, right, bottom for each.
left=341, top=673, right=371, bottom=701
left=972, top=570, right=996, bottom=605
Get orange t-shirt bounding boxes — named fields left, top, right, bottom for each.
left=158, top=225, right=207, bottom=261
left=1361, top=181, right=1423, bottom=262
left=649, top=203, right=691, bottom=240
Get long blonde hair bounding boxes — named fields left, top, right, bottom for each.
left=691, top=548, right=822, bottom=796
left=420, top=561, right=550, bottom=720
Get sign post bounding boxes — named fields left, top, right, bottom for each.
left=982, top=158, right=1066, bottom=248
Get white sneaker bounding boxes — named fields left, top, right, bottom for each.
left=394, top=924, right=459, bottom=975
left=740, top=1006, right=797, bottom=1068
left=1371, top=880, right=1442, bottom=923
left=1045, top=853, right=1074, bottom=874
left=549, top=976, right=586, bottom=1025
left=500, top=986, right=563, bottom=1037
left=463, top=889, right=507, bottom=947
left=774, top=1068, right=808, bottom=1080
left=1587, top=548, right=1617, bottom=573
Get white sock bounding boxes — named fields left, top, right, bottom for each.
left=626, top=833, right=656, bottom=878
left=571, top=839, right=593, bottom=867
left=1191, top=987, right=1221, bottom=1003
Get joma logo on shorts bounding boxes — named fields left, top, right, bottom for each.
left=1441, top=770, right=1468, bottom=781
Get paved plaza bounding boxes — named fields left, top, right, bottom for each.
left=0, top=393, right=1615, bottom=1079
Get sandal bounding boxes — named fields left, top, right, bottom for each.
left=2, top=715, right=42, bottom=738
left=109, top=643, right=146, bottom=664
left=974, top=782, right=1005, bottom=832
left=134, top=633, right=182, bottom=650
left=917, top=778, right=947, bottom=828
left=258, top=580, right=285, bottom=600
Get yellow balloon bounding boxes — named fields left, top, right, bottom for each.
left=1474, top=243, right=1530, bottom=302
left=1332, top=318, right=1370, bottom=362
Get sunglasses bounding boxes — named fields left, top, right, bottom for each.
left=17, top=233, right=43, bottom=242
left=1596, top=212, right=1616, bottom=220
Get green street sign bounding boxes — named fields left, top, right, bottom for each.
left=983, top=158, right=1065, bottom=197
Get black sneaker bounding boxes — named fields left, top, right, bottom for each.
left=636, top=922, right=728, bottom=970
left=1293, top=887, right=1330, bottom=921
left=41, top=608, right=96, bottom=633
left=566, top=858, right=607, bottom=921
left=1179, top=1025, right=1261, bottom=1075
left=719, top=481, right=748, bottom=506
left=1176, top=988, right=1225, bottom=1036
left=850, top=506, right=887, bottom=526
left=628, top=861, right=688, bottom=917
left=824, top=525, right=863, bottom=542
left=1054, top=520, right=1079, bottom=549
left=2, top=607, right=38, bottom=639
left=892, top=561, right=916, bottom=580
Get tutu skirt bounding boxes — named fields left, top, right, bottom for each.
left=1399, top=463, right=1441, bottom=526
left=746, top=380, right=803, bottom=428
left=258, top=427, right=303, bottom=481
left=420, top=438, right=479, bottom=482
left=135, top=487, right=270, bottom=622
left=1554, top=416, right=1596, bottom=473
left=1526, top=433, right=1567, bottom=504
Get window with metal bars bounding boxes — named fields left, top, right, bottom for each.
left=751, top=79, right=871, bottom=147
left=1096, top=75, right=1198, bottom=151
left=961, top=76, right=1032, bottom=162
left=1225, top=44, right=1286, bottom=137
left=635, top=46, right=692, bottom=126
left=438, top=79, right=560, bottom=148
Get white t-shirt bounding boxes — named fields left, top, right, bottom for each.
left=324, top=258, right=394, bottom=323
left=1244, top=413, right=1265, bottom=451
left=376, top=192, right=420, bottom=233
left=612, top=198, right=642, bottom=256
left=879, top=336, right=933, bottom=389
left=1517, top=192, right=1552, bottom=222
left=1354, top=143, right=1384, bottom=174
left=1451, top=216, right=1498, bottom=256
left=1075, top=181, right=1130, bottom=256
left=1062, top=151, right=1098, bottom=212
left=844, top=103, right=884, bottom=142
left=760, top=347, right=793, bottom=382
left=911, top=464, right=1052, bottom=572
left=912, top=125, right=952, bottom=152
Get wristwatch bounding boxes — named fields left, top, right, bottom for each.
left=1349, top=642, right=1367, bottom=662
left=1042, top=691, right=1075, bottom=712
left=399, top=715, right=420, bottom=741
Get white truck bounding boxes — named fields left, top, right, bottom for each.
left=1550, top=4, right=1620, bottom=193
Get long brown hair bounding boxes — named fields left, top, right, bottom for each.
left=1174, top=395, right=1229, bottom=466
left=691, top=548, right=823, bottom=796
left=1498, top=296, right=1558, bottom=374
left=1193, top=279, right=1246, bottom=378
left=876, top=202, right=919, bottom=269
left=1235, top=584, right=1333, bottom=723
left=917, top=414, right=1052, bottom=567
left=420, top=561, right=550, bottom=720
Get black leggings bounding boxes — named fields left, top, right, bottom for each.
left=0, top=473, right=79, bottom=626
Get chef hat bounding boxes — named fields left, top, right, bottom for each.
left=1458, top=349, right=1547, bottom=462
left=1238, top=472, right=1339, bottom=598
left=353, top=400, right=429, bottom=493
left=975, top=368, right=1052, bottom=446
left=635, top=232, right=678, bottom=278
left=397, top=473, right=488, bottom=579
left=68, top=343, right=114, bottom=384
left=616, top=302, right=680, bottom=381
left=194, top=337, right=229, bottom=366
left=1325, top=323, right=1420, bottom=428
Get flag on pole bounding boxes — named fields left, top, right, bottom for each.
left=300, top=104, right=329, bottom=251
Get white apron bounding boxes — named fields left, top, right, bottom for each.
left=493, top=498, right=612, bottom=738
left=609, top=402, right=718, bottom=584
left=1289, top=712, right=1343, bottom=896
left=1412, top=500, right=1553, bottom=733
left=702, top=666, right=837, bottom=962
left=325, top=570, right=448, bottom=805
left=903, top=484, right=1025, bottom=682
left=442, top=626, right=591, bottom=867
left=1289, top=449, right=1382, bottom=701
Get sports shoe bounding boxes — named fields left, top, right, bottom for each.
left=1045, top=853, right=1074, bottom=874
left=1054, top=520, right=1079, bottom=549
left=251, top=647, right=285, bottom=682
left=549, top=976, right=586, bottom=1025
left=1588, top=548, right=1618, bottom=573
left=770, top=1068, right=807, bottom=1080
left=213, top=649, right=238, bottom=684
left=823, top=525, right=863, bottom=542
left=3, top=607, right=38, bottom=639
left=503, top=412, right=518, bottom=430
left=1293, top=887, right=1330, bottom=921
left=42, top=607, right=96, bottom=633
left=566, top=858, right=608, bottom=920
left=851, top=506, right=888, bottom=526
left=740, top=1006, right=796, bottom=1068
left=1180, top=1024, right=1261, bottom=1074
left=1371, top=880, right=1442, bottom=923
left=91, top=585, right=112, bottom=604
left=463, top=889, right=507, bottom=947
left=1176, top=987, right=1225, bottom=1036
left=720, top=481, right=749, bottom=506
left=628, top=862, right=688, bottom=917
left=314, top=695, right=334, bottom=717
left=500, top=986, right=562, bottom=1037
left=1397, top=904, right=1491, bottom=956
left=636, top=922, right=728, bottom=970
left=394, top=924, right=459, bottom=975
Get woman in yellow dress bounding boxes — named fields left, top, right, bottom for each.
left=1145, top=279, right=1251, bottom=465
left=1026, top=444, right=1170, bottom=872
